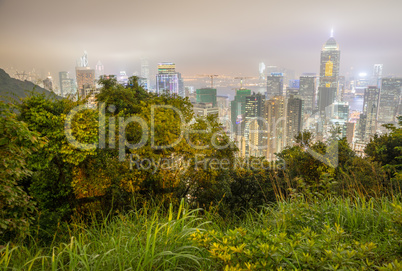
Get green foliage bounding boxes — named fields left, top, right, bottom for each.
left=2, top=196, right=402, bottom=270
left=16, top=94, right=99, bottom=242
left=192, top=196, right=402, bottom=270
left=365, top=116, right=402, bottom=187
left=0, top=101, right=44, bottom=241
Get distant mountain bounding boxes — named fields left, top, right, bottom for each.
left=0, top=68, right=59, bottom=102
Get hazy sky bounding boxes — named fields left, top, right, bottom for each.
left=1, top=0, right=402, bottom=80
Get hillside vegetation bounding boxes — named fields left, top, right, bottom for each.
left=0, top=76, right=401, bottom=270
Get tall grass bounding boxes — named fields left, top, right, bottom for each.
left=0, top=199, right=210, bottom=270
left=2, top=196, right=402, bottom=270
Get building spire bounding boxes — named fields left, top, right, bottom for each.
left=330, top=28, right=334, bottom=38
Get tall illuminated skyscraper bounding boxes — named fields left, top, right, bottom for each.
left=43, top=73, right=53, bottom=91
left=140, top=58, right=150, bottom=90
left=231, top=88, right=252, bottom=135
left=156, top=62, right=184, bottom=97
left=95, top=61, right=104, bottom=87
left=378, top=77, right=402, bottom=124
left=299, top=73, right=316, bottom=115
left=286, top=95, right=303, bottom=147
left=266, top=73, right=284, bottom=98
left=244, top=93, right=264, bottom=156
left=59, top=71, right=75, bottom=97
left=372, top=64, right=383, bottom=87
left=264, top=96, right=286, bottom=161
left=75, top=51, right=95, bottom=99
left=318, top=33, right=340, bottom=114
left=357, top=86, right=380, bottom=141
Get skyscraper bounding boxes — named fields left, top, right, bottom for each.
left=299, top=73, right=316, bottom=115
left=378, top=78, right=402, bottom=124
left=196, top=88, right=217, bottom=106
left=325, top=101, right=349, bottom=138
left=75, top=51, right=95, bottom=99
left=156, top=62, right=184, bottom=97
left=140, top=58, right=150, bottom=90
left=264, top=96, right=286, bottom=161
left=318, top=34, right=340, bottom=114
left=266, top=73, right=284, bottom=98
left=357, top=86, right=380, bottom=141
left=244, top=93, right=265, bottom=156
left=43, top=74, right=53, bottom=92
left=231, top=88, right=252, bottom=135
left=286, top=95, right=303, bottom=147
left=372, top=64, right=383, bottom=87
left=95, top=61, right=104, bottom=87
left=59, top=71, right=75, bottom=97
left=259, top=62, right=266, bottom=80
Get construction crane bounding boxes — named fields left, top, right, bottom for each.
left=197, top=74, right=219, bottom=88
left=234, top=76, right=252, bottom=89
left=15, top=71, right=29, bottom=81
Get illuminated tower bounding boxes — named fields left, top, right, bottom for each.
left=95, top=61, right=104, bottom=82
left=378, top=78, right=402, bottom=124
left=75, top=51, right=95, bottom=99
left=59, top=71, right=75, bottom=97
left=156, top=62, right=184, bottom=97
left=266, top=72, right=284, bottom=98
left=318, top=32, right=340, bottom=114
left=140, top=58, right=150, bottom=90
left=299, top=73, right=316, bottom=115
left=357, top=86, right=380, bottom=141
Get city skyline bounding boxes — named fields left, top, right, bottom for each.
left=1, top=0, right=402, bottom=79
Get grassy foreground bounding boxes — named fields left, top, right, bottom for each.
left=1, top=197, right=402, bottom=270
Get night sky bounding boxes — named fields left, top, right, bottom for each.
left=1, top=0, right=402, bottom=79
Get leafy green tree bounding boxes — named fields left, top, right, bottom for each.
left=0, top=101, right=44, bottom=241
left=16, top=94, right=99, bottom=241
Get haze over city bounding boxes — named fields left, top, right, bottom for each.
left=1, top=0, right=402, bottom=78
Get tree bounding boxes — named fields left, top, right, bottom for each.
left=0, top=101, right=44, bottom=241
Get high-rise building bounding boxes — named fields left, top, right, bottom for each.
left=231, top=89, right=251, bottom=135
left=118, top=71, right=129, bottom=85
left=346, top=122, right=355, bottom=146
left=259, top=62, right=266, bottom=81
left=266, top=73, right=284, bottom=98
left=318, top=34, right=340, bottom=114
left=299, top=73, right=316, bottom=115
left=59, top=71, right=75, bottom=97
left=264, top=96, right=286, bottom=161
left=76, top=67, right=95, bottom=98
left=359, top=86, right=380, bottom=141
left=140, top=58, right=150, bottom=90
left=75, top=51, right=95, bottom=99
left=286, top=95, right=303, bottom=147
left=325, top=101, right=349, bottom=138
left=378, top=78, right=402, bottom=124
left=289, top=79, right=300, bottom=89
left=244, top=93, right=265, bottom=156
left=43, top=74, right=53, bottom=92
left=196, top=88, right=217, bottom=106
left=95, top=61, right=104, bottom=87
left=372, top=64, right=383, bottom=87
left=156, top=62, right=184, bottom=97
